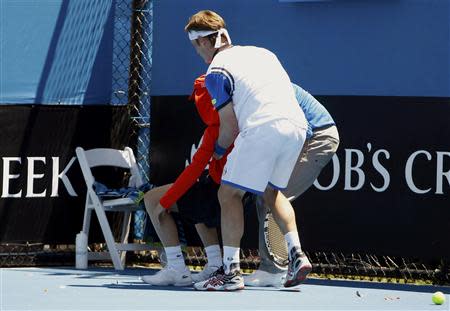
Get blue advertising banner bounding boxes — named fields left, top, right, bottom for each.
left=150, top=0, right=450, bottom=97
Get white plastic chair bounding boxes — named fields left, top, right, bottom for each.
left=75, top=146, right=152, bottom=270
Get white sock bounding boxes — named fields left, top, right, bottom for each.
left=164, top=245, right=185, bottom=270
left=204, top=244, right=222, bottom=268
left=223, top=246, right=240, bottom=274
left=284, top=231, right=302, bottom=257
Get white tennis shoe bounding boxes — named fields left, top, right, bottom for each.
left=244, top=269, right=286, bottom=287
left=191, top=264, right=221, bottom=282
left=193, top=266, right=244, bottom=291
left=142, top=266, right=192, bottom=286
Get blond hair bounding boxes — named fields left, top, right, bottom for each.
left=185, top=10, right=226, bottom=32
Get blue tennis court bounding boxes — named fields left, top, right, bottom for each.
left=2, top=267, right=448, bottom=310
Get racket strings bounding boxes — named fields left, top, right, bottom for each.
left=265, top=212, right=289, bottom=266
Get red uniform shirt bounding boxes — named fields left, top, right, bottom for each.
left=159, top=75, right=231, bottom=209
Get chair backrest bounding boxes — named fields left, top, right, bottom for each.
left=76, top=147, right=143, bottom=188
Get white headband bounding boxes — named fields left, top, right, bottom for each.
left=188, top=28, right=231, bottom=48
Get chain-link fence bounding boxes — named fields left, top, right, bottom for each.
left=112, top=0, right=153, bottom=240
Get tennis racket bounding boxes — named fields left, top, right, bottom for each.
left=262, top=196, right=296, bottom=267
left=263, top=211, right=289, bottom=267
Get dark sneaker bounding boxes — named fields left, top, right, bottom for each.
left=193, top=266, right=244, bottom=291
left=284, top=247, right=312, bottom=287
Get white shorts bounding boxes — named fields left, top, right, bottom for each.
left=222, top=119, right=306, bottom=194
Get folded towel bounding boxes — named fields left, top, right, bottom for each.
left=93, top=182, right=152, bottom=204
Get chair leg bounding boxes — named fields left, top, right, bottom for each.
left=94, top=204, right=123, bottom=270
left=79, top=197, right=94, bottom=268
left=119, top=211, right=132, bottom=266
left=82, top=196, right=93, bottom=234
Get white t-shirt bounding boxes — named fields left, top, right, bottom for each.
left=205, top=46, right=306, bottom=131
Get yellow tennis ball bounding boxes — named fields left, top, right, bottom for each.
left=432, top=291, right=445, bottom=305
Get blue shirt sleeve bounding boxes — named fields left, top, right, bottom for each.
left=292, top=83, right=335, bottom=139
left=205, top=67, right=234, bottom=110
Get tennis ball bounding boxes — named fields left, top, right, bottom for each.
left=432, top=291, right=445, bottom=305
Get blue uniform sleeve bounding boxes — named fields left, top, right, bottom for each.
left=291, top=82, right=335, bottom=139
left=205, top=67, right=234, bottom=110
left=292, top=83, right=303, bottom=100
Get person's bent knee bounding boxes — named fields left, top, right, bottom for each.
left=144, top=190, right=162, bottom=214
left=218, top=184, right=244, bottom=206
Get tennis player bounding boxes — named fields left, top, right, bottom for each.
left=244, top=84, right=340, bottom=287
left=186, top=10, right=309, bottom=291
left=141, top=75, right=231, bottom=286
